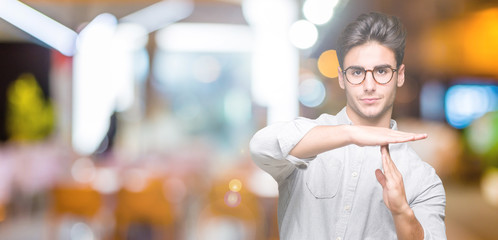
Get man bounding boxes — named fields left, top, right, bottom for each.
left=250, top=12, right=446, bottom=239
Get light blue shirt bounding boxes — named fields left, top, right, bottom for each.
left=250, top=107, right=446, bottom=240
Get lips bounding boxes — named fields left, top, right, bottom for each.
left=360, top=97, right=380, bottom=104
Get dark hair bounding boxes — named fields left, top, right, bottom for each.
left=337, top=12, right=406, bottom=69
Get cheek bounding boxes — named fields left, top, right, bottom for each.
left=384, top=85, right=398, bottom=99
left=343, top=85, right=353, bottom=95
left=344, top=86, right=362, bottom=99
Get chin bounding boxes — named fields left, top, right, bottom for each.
left=359, top=106, right=386, bottom=120
left=361, top=111, right=382, bottom=119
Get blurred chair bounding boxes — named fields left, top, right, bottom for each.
left=48, top=184, right=104, bottom=239
left=113, top=177, right=175, bottom=240
left=196, top=176, right=266, bottom=240
left=0, top=203, right=5, bottom=223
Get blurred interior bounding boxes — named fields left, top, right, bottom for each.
left=0, top=0, right=497, bottom=239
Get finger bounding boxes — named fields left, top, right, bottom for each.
left=381, top=145, right=390, bottom=165
left=414, top=133, right=428, bottom=140
left=390, top=133, right=427, bottom=143
left=401, top=133, right=427, bottom=142
left=381, top=145, right=394, bottom=177
left=375, top=169, right=386, bottom=188
left=382, top=144, right=390, bottom=155
left=380, top=146, right=390, bottom=182
left=382, top=145, right=402, bottom=180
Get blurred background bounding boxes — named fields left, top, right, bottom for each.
left=0, top=0, right=497, bottom=239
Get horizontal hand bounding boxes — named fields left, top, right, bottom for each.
left=350, top=125, right=427, bottom=147
left=289, top=125, right=427, bottom=159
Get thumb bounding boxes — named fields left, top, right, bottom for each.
left=375, top=169, right=386, bottom=188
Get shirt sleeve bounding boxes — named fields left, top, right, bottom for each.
left=249, top=117, right=317, bottom=183
left=410, top=166, right=447, bottom=240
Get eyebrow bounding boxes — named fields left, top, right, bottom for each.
left=346, top=64, right=394, bottom=69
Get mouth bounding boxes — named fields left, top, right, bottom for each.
left=360, top=97, right=380, bottom=104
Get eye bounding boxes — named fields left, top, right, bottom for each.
left=375, top=67, right=389, bottom=75
left=348, top=68, right=363, bottom=76
left=353, top=70, right=362, bottom=75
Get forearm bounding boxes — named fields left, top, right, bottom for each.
left=289, top=125, right=352, bottom=159
left=393, top=208, right=424, bottom=240
left=290, top=124, right=428, bottom=159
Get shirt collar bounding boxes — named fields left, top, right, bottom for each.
left=337, top=107, right=352, bottom=125
left=336, top=106, right=398, bottom=130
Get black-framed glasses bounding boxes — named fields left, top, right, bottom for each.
left=342, top=66, right=397, bottom=85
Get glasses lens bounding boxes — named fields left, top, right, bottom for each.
left=345, top=67, right=365, bottom=84
left=373, top=67, right=393, bottom=84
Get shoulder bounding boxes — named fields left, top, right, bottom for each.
left=274, top=112, right=339, bottom=129
left=314, top=113, right=339, bottom=125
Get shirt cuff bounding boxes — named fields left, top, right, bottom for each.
left=277, top=118, right=318, bottom=167
left=286, top=154, right=315, bottom=168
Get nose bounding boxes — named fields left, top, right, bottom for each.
left=363, top=70, right=376, bottom=92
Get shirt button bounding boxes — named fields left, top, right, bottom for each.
left=345, top=205, right=351, bottom=211
left=352, top=172, right=358, bottom=177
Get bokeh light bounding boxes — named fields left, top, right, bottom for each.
left=303, top=0, right=338, bottom=25
left=71, top=157, right=96, bottom=183
left=481, top=168, right=498, bottom=207
left=228, top=179, right=242, bottom=193
left=289, top=20, right=318, bottom=49
left=465, top=111, right=498, bottom=167
left=445, top=84, right=498, bottom=129
left=299, top=77, right=326, bottom=108
left=70, top=222, right=95, bottom=240
left=317, top=49, right=340, bottom=78
left=91, top=168, right=119, bottom=194
left=224, top=191, right=241, bottom=208
left=466, top=112, right=497, bottom=155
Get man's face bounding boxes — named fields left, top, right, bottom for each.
left=337, top=41, right=405, bottom=124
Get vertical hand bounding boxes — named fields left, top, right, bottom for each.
left=375, top=145, right=410, bottom=215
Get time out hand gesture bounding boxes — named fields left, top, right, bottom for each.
left=375, top=145, right=410, bottom=215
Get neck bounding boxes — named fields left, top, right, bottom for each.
left=346, top=106, right=392, bottom=128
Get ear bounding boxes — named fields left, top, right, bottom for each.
left=338, top=66, right=345, bottom=89
left=396, top=64, right=405, bottom=87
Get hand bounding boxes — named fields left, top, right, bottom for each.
left=350, top=126, right=427, bottom=147
left=375, top=145, right=411, bottom=215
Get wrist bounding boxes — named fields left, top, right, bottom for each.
left=391, top=206, right=424, bottom=240
left=392, top=204, right=414, bottom=219
left=342, top=124, right=356, bottom=145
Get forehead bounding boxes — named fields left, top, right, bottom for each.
left=343, top=42, right=396, bottom=68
